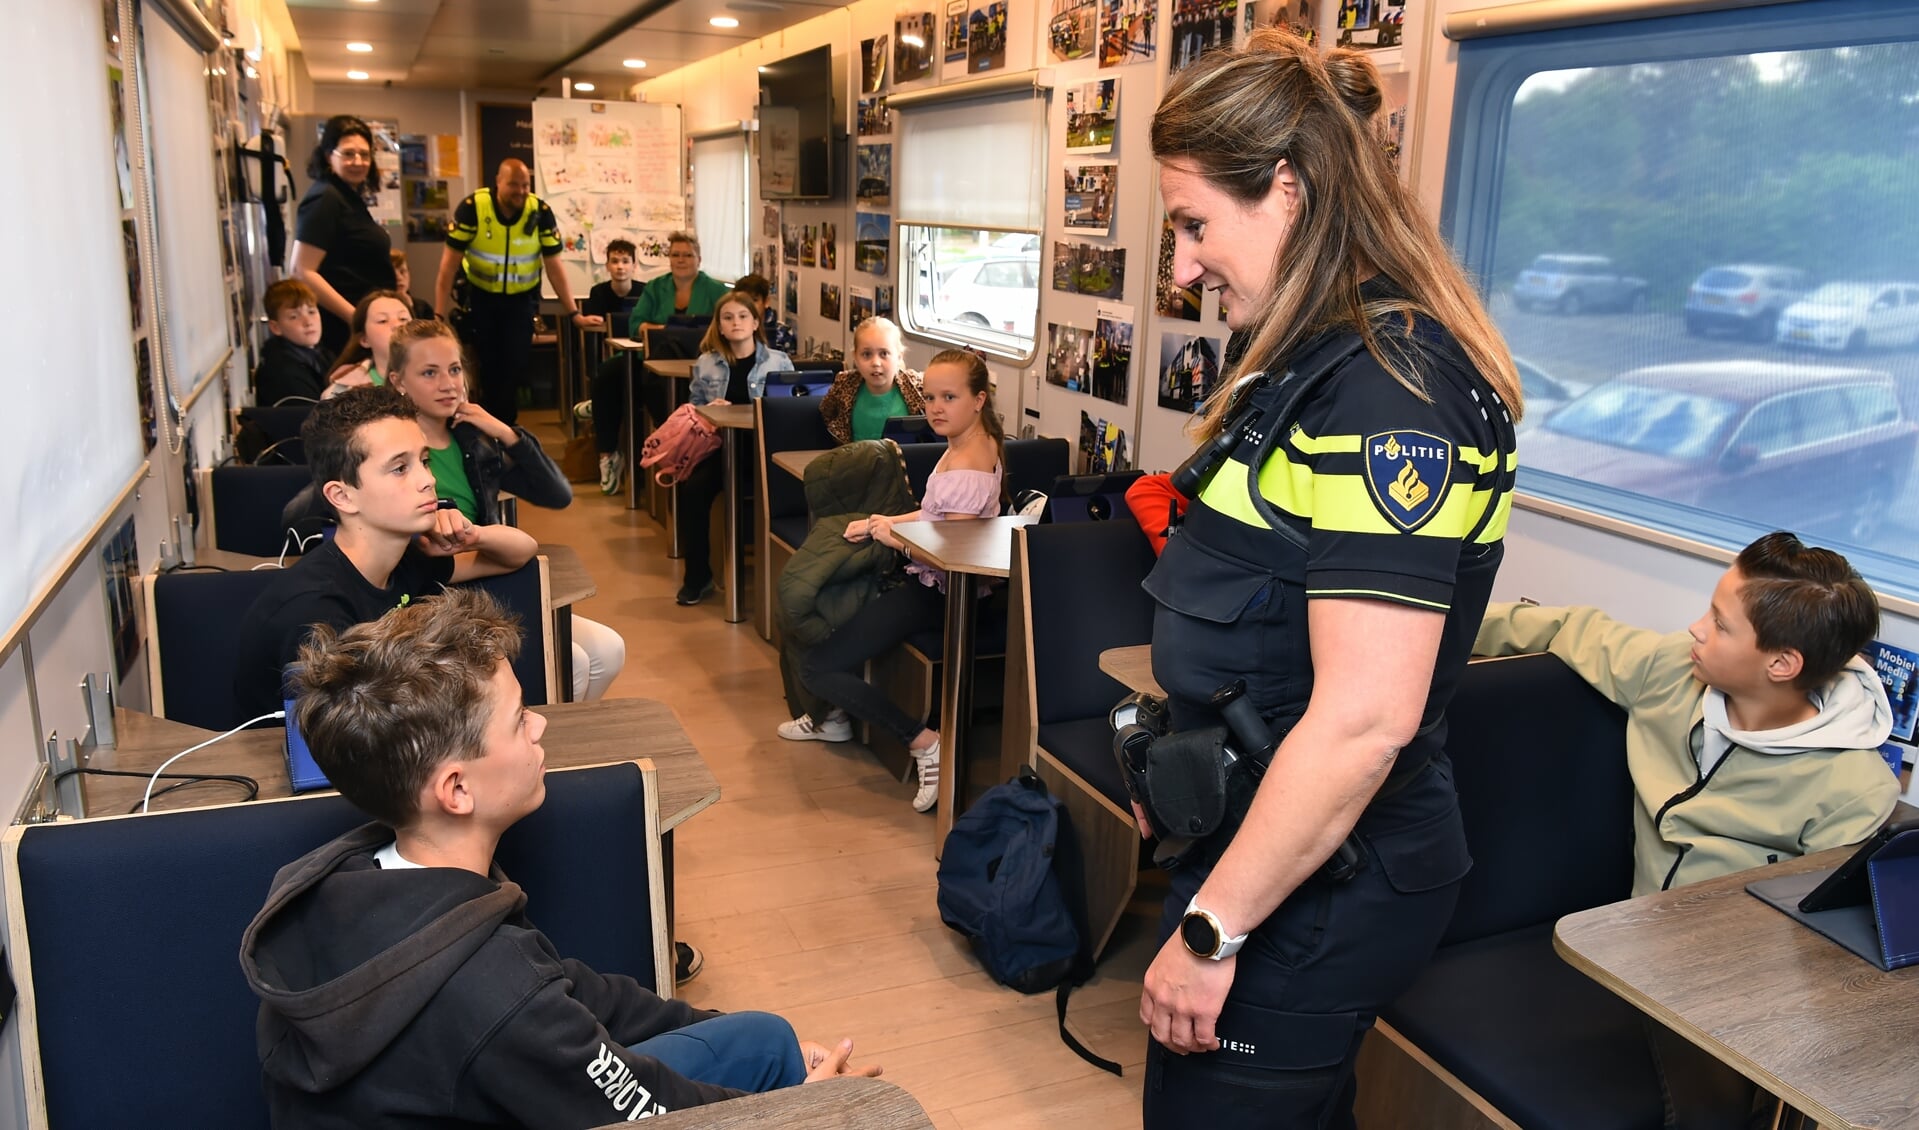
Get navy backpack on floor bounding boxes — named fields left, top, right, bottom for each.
left=936, top=769, right=1122, bottom=1075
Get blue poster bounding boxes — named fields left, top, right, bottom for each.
left=1870, top=640, right=1919, bottom=743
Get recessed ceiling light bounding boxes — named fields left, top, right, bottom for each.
left=347, top=70, right=369, bottom=80
left=487, top=47, right=507, bottom=55
left=346, top=42, right=373, bottom=53
left=622, top=58, right=646, bottom=68
left=574, top=81, right=596, bottom=92
left=710, top=16, right=740, bottom=28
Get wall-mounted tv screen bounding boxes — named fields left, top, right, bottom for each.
left=758, top=45, right=835, bottom=200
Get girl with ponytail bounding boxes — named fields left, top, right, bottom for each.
left=777, top=349, right=1005, bottom=814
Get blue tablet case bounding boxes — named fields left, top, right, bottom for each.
left=283, top=699, right=332, bottom=794
left=1866, top=829, right=1919, bottom=970
left=1748, top=828, right=1919, bottom=971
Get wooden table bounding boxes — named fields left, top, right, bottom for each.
left=697, top=403, right=758, bottom=625
left=891, top=515, right=1034, bottom=851
left=1098, top=643, right=1163, bottom=698
left=773, top=448, right=831, bottom=481
left=88, top=699, right=719, bottom=831
left=1555, top=847, right=1919, bottom=1130
left=611, top=1077, right=932, bottom=1129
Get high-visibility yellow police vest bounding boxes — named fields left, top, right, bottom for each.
left=458, top=189, right=545, bottom=295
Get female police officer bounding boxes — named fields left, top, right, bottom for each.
left=1136, top=30, right=1522, bottom=1128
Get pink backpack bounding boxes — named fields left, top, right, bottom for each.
left=639, top=403, right=722, bottom=486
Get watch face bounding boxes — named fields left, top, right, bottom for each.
left=1181, top=911, right=1220, bottom=958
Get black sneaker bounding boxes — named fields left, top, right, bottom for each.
left=675, top=579, right=716, bottom=606
left=675, top=941, right=704, bottom=986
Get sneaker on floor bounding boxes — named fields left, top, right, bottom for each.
left=674, top=941, right=704, bottom=986
left=598, top=451, right=623, bottom=496
left=910, top=738, right=941, bottom=813
left=675, top=579, right=716, bottom=606
left=777, top=711, right=852, bottom=743
left=573, top=399, right=594, bottom=423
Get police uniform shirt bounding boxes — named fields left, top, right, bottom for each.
left=445, top=192, right=563, bottom=289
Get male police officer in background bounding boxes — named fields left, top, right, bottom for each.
left=435, top=159, right=587, bottom=426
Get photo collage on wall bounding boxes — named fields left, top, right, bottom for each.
left=862, top=36, right=890, bottom=92
left=1099, top=0, right=1158, bottom=67
left=1159, top=331, right=1222, bottom=412
left=1078, top=412, right=1132, bottom=473
left=1063, top=164, right=1119, bottom=236
left=968, top=1, right=1009, bottom=72
left=1339, top=0, right=1407, bottom=49
left=1049, top=0, right=1098, bottom=61
left=821, top=283, right=843, bottom=320
left=1064, top=78, right=1119, bottom=154
left=1051, top=242, right=1126, bottom=299
left=944, top=0, right=971, bottom=65
left=533, top=104, right=684, bottom=285
left=857, top=145, right=893, bottom=208
left=1171, top=0, right=1240, bottom=72
left=1046, top=323, right=1094, bottom=392
left=850, top=287, right=876, bottom=326
left=1155, top=213, right=1202, bottom=321
left=859, top=96, right=893, bottom=137
left=896, top=11, right=936, bottom=82
left=1092, top=301, right=1135, bottom=405
left=857, top=214, right=892, bottom=276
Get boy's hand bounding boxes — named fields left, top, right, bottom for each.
left=800, top=1038, right=882, bottom=1083
left=416, top=508, right=479, bottom=556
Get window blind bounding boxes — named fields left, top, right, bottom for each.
left=691, top=132, right=748, bottom=282
left=896, top=86, right=1047, bottom=232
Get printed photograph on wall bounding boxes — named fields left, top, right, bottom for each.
left=850, top=287, right=876, bottom=326
left=1339, top=0, right=1406, bottom=48
left=763, top=203, right=781, bottom=240
left=1158, top=331, right=1221, bottom=412
left=1155, top=214, right=1202, bottom=320
left=100, top=515, right=140, bottom=679
left=968, top=1, right=1009, bottom=73
left=1063, top=163, right=1119, bottom=236
left=821, top=221, right=839, bottom=270
left=800, top=225, right=817, bottom=268
left=862, top=35, right=890, bottom=92
left=1272, top=0, right=1317, bottom=42
left=134, top=337, right=155, bottom=452
left=876, top=284, right=896, bottom=320
left=123, top=219, right=142, bottom=330
left=1078, top=412, right=1133, bottom=473
left=859, top=96, right=893, bottom=137
left=820, top=282, right=843, bottom=321
left=752, top=246, right=767, bottom=278
left=1051, top=241, right=1127, bottom=299
left=1049, top=0, right=1097, bottom=61
left=783, top=223, right=801, bottom=263
left=944, top=0, right=970, bottom=63
left=108, top=68, right=134, bottom=210
left=856, top=213, right=892, bottom=276
left=785, top=269, right=799, bottom=317
left=1047, top=323, right=1094, bottom=391
left=1171, top=0, right=1240, bottom=72
left=896, top=11, right=936, bottom=82
left=1099, top=0, right=1158, bottom=67
left=1092, top=302, right=1135, bottom=404
left=1065, top=78, right=1119, bottom=153
left=856, top=144, right=893, bottom=208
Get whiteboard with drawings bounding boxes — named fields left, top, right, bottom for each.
left=530, top=98, right=683, bottom=301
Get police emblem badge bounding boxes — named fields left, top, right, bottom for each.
left=1363, top=430, right=1452, bottom=531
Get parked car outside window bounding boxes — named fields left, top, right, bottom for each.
left=1777, top=281, right=1919, bottom=352
left=1512, top=254, right=1649, bottom=315
left=1683, top=264, right=1811, bottom=341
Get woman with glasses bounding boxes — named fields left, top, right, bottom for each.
left=292, top=115, right=398, bottom=359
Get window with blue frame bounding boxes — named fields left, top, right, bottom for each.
left=1443, top=0, right=1919, bottom=597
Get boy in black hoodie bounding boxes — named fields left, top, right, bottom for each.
left=254, top=278, right=334, bottom=404
left=241, top=588, right=879, bottom=1126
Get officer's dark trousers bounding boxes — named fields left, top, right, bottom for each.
left=1143, top=759, right=1468, bottom=1130
left=459, top=289, right=539, bottom=427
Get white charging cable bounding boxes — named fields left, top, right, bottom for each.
left=141, top=711, right=286, bottom=813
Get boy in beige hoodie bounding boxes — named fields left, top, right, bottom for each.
left=1475, top=530, right=1900, bottom=1129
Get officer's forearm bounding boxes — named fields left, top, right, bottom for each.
left=434, top=246, right=461, bottom=318
left=1193, top=597, right=1442, bottom=938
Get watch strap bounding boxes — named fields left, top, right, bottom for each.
left=1184, top=898, right=1248, bottom=960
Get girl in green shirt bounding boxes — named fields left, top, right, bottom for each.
left=819, top=317, right=925, bottom=444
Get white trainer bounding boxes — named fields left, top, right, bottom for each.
left=777, top=711, right=852, bottom=743
left=598, top=451, right=623, bottom=496
left=910, top=739, right=941, bottom=813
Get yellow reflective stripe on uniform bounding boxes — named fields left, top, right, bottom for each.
left=462, top=190, right=547, bottom=294
left=1457, top=444, right=1519, bottom=474
left=1305, top=587, right=1452, bottom=610
left=1200, top=454, right=1512, bottom=540
left=1286, top=428, right=1360, bottom=456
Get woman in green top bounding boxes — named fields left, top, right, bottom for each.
left=322, top=290, right=413, bottom=397
left=628, top=231, right=729, bottom=339
left=819, top=317, right=925, bottom=444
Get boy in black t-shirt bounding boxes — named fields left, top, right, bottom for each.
left=253, top=278, right=333, bottom=404
left=232, top=387, right=538, bottom=719
left=576, top=240, right=645, bottom=494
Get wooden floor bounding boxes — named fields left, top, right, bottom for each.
left=516, top=412, right=1155, bottom=1127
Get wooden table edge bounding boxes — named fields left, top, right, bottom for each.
left=1551, top=920, right=1861, bottom=1130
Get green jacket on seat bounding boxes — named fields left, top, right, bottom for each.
left=1474, top=601, right=1900, bottom=896
left=778, top=441, right=916, bottom=648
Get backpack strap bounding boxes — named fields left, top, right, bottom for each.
left=1033, top=767, right=1124, bottom=1077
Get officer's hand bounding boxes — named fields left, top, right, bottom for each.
left=574, top=312, right=605, bottom=329
left=1141, top=934, right=1234, bottom=1055
left=1131, top=801, right=1154, bottom=839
